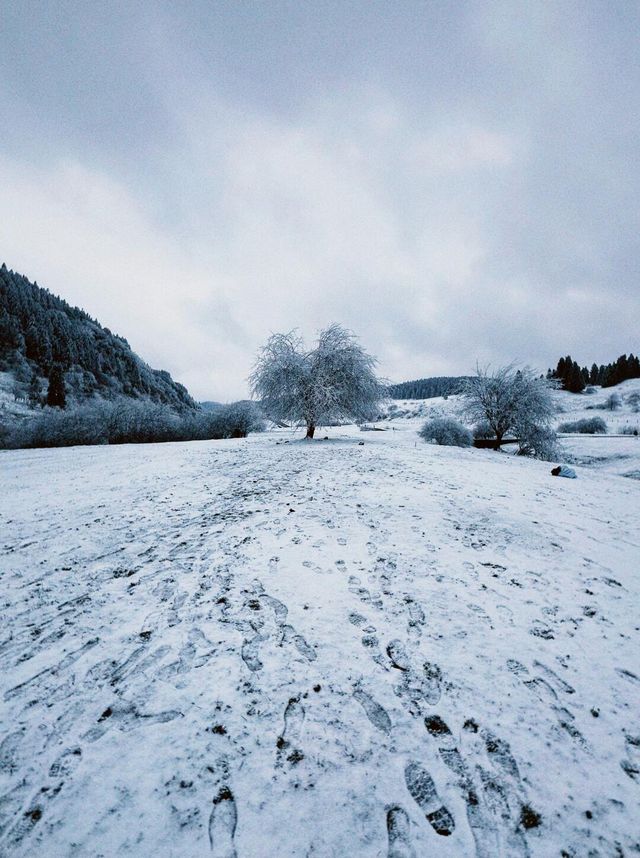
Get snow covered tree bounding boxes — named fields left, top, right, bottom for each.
left=604, top=392, right=622, bottom=410
left=627, top=392, right=640, bottom=413
left=250, top=324, right=384, bottom=438
left=461, top=365, right=557, bottom=457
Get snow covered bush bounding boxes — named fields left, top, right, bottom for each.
left=1, top=399, right=265, bottom=449
left=5, top=404, right=108, bottom=447
left=419, top=417, right=472, bottom=447
left=626, top=392, right=640, bottom=412
left=515, top=424, right=558, bottom=460
left=212, top=401, right=265, bottom=438
left=620, top=424, right=639, bottom=436
left=472, top=420, right=495, bottom=440
left=250, top=324, right=384, bottom=438
left=558, top=417, right=607, bottom=434
left=604, top=392, right=622, bottom=410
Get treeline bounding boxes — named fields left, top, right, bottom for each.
left=387, top=376, right=470, bottom=400
left=548, top=353, right=640, bottom=393
left=0, top=400, right=264, bottom=450
left=0, top=263, right=196, bottom=411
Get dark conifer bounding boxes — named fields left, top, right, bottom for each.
left=47, top=364, right=66, bottom=408
left=28, top=371, right=41, bottom=407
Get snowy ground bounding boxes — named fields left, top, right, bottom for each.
left=1, top=423, right=639, bottom=857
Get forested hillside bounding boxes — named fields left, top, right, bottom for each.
left=387, top=376, right=470, bottom=400
left=0, top=264, right=197, bottom=411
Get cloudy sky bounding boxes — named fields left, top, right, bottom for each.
left=2, top=1, right=638, bottom=400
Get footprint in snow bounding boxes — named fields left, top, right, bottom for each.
left=386, top=640, right=411, bottom=672
left=477, top=767, right=532, bottom=857
left=276, top=696, right=306, bottom=768
left=405, top=598, right=426, bottom=638
left=386, top=805, right=416, bottom=858
left=282, top=625, right=317, bottom=662
left=208, top=786, right=238, bottom=858
left=241, top=634, right=265, bottom=672
left=620, top=734, right=640, bottom=781
left=49, top=745, right=82, bottom=779
left=353, top=687, right=392, bottom=733
left=506, top=659, right=529, bottom=677
left=392, top=658, right=442, bottom=714
left=404, top=762, right=455, bottom=836
left=83, top=700, right=182, bottom=742
left=259, top=593, right=288, bottom=627
left=425, top=716, right=474, bottom=787
left=424, top=715, right=500, bottom=856
left=480, top=727, right=522, bottom=782
left=361, top=628, right=379, bottom=650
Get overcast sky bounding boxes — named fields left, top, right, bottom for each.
left=1, top=1, right=638, bottom=400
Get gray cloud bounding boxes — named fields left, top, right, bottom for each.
left=1, top=1, right=638, bottom=399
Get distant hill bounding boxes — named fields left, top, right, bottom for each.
left=0, top=263, right=197, bottom=412
left=200, top=401, right=223, bottom=412
left=387, top=376, right=470, bottom=400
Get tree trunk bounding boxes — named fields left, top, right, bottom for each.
left=306, top=423, right=315, bottom=439
left=494, top=431, right=504, bottom=450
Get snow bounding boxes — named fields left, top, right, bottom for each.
left=1, top=422, right=639, bottom=857
left=0, top=372, right=32, bottom=420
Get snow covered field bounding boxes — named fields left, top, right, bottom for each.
left=1, top=423, right=639, bottom=857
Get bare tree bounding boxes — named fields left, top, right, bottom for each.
left=250, top=324, right=384, bottom=438
left=461, top=365, right=557, bottom=458
left=604, top=392, right=622, bottom=411
left=627, top=391, right=640, bottom=413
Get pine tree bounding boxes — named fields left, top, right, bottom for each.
left=47, top=364, right=66, bottom=409
left=566, top=361, right=585, bottom=393
left=28, top=371, right=41, bottom=408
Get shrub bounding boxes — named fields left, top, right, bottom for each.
left=211, top=401, right=265, bottom=438
left=515, top=424, right=558, bottom=460
left=419, top=418, right=472, bottom=447
left=1, top=399, right=265, bottom=449
left=558, top=417, right=607, bottom=434
left=620, top=424, right=639, bottom=436
left=472, top=420, right=495, bottom=440
left=604, top=392, right=622, bottom=410
left=626, top=392, right=640, bottom=412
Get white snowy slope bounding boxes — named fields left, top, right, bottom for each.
left=0, top=425, right=639, bottom=857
